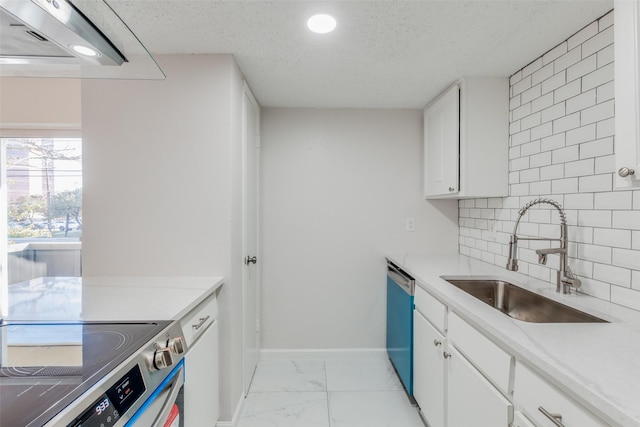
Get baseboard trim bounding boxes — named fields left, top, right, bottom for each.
left=215, top=391, right=245, bottom=427
left=260, top=348, right=388, bottom=360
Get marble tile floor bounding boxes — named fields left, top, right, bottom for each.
left=238, top=358, right=425, bottom=427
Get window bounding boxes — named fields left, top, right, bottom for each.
left=2, top=138, right=82, bottom=286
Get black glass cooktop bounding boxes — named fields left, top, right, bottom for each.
left=0, top=321, right=171, bottom=427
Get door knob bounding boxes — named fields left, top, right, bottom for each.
left=245, top=256, right=257, bottom=265
left=618, top=167, right=636, bottom=178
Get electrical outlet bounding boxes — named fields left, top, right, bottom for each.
left=406, top=217, right=415, bottom=232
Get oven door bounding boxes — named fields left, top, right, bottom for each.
left=126, top=360, right=185, bottom=427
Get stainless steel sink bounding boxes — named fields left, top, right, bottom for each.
left=444, top=279, right=607, bottom=323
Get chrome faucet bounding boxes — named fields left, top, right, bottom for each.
left=506, top=198, right=581, bottom=294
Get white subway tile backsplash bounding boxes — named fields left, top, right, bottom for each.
left=598, top=10, right=614, bottom=31
left=583, top=63, right=614, bottom=92
left=582, top=25, right=614, bottom=58
left=580, top=99, right=614, bottom=126
left=531, top=93, right=554, bottom=114
left=613, top=211, right=640, bottom=230
left=552, top=177, right=579, bottom=194
left=542, top=71, right=567, bottom=94
left=565, top=193, right=594, bottom=209
left=543, top=42, right=568, bottom=65
left=566, top=124, right=596, bottom=146
left=566, top=90, right=596, bottom=114
left=594, top=228, right=632, bottom=249
left=553, top=112, right=581, bottom=133
left=594, top=154, right=615, bottom=174
left=530, top=152, right=552, bottom=168
left=541, top=133, right=566, bottom=151
left=596, top=117, right=615, bottom=138
left=552, top=145, right=579, bottom=164
left=593, top=263, right=631, bottom=287
left=597, top=43, right=615, bottom=67
left=513, top=103, right=532, bottom=121
left=580, top=137, right=614, bottom=159
left=521, top=84, right=542, bottom=104
left=579, top=174, right=612, bottom=192
left=566, top=55, right=597, bottom=82
left=530, top=122, right=553, bottom=140
left=540, top=164, right=565, bottom=180
left=579, top=276, right=611, bottom=300
left=512, top=75, right=532, bottom=96
left=568, top=21, right=598, bottom=50
left=579, top=210, right=612, bottom=227
left=521, top=112, right=542, bottom=130
left=578, top=243, right=612, bottom=264
left=565, top=159, right=595, bottom=177
left=459, top=13, right=640, bottom=310
left=541, top=102, right=566, bottom=123
left=594, top=191, right=632, bottom=210
left=521, top=140, right=541, bottom=156
left=612, top=285, right=640, bottom=311
left=532, top=63, right=554, bottom=86
left=554, top=79, right=581, bottom=103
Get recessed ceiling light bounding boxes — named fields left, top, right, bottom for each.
left=70, top=45, right=100, bottom=57
left=307, top=14, right=337, bottom=34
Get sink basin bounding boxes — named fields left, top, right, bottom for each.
left=444, top=279, right=607, bottom=323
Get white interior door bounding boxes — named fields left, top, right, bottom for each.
left=242, top=83, right=260, bottom=394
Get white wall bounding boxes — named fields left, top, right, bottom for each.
left=260, top=108, right=459, bottom=350
left=460, top=11, right=640, bottom=311
left=0, top=77, right=81, bottom=137
left=81, top=54, right=245, bottom=421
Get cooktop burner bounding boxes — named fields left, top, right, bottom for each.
left=0, top=321, right=171, bottom=427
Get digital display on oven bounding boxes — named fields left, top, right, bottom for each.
left=67, top=365, right=146, bottom=427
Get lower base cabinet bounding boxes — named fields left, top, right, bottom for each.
left=181, top=294, right=220, bottom=426
left=447, top=346, right=512, bottom=427
left=414, top=310, right=445, bottom=427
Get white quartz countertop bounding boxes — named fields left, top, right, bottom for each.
left=386, top=253, right=640, bottom=427
left=4, top=276, right=224, bottom=322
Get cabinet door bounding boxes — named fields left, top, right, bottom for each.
left=614, top=0, right=640, bottom=188
left=424, top=84, right=460, bottom=197
left=184, top=321, right=219, bottom=426
left=414, top=311, right=445, bottom=427
left=447, top=346, right=512, bottom=427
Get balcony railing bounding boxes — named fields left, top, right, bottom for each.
left=8, top=242, right=81, bottom=285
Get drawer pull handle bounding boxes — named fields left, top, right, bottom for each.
left=538, top=406, right=564, bottom=426
left=433, top=339, right=442, bottom=347
left=192, top=315, right=210, bottom=330
left=443, top=351, right=452, bottom=359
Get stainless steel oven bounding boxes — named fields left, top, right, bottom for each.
left=0, top=320, right=188, bottom=427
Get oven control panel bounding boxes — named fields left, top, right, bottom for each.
left=67, top=365, right=146, bottom=427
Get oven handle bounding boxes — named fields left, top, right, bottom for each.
left=151, top=363, right=185, bottom=427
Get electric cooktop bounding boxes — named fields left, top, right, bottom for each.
left=0, top=321, right=171, bottom=427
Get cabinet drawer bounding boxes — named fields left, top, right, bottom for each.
left=414, top=285, right=446, bottom=333
left=448, top=311, right=512, bottom=395
left=514, top=362, right=608, bottom=427
left=180, top=293, right=217, bottom=347
left=512, top=411, right=536, bottom=427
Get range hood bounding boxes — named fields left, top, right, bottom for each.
left=0, top=0, right=164, bottom=79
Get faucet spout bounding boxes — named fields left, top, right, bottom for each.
left=505, top=198, right=579, bottom=294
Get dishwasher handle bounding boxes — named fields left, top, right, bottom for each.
left=387, top=262, right=415, bottom=295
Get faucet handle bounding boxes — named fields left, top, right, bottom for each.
left=562, top=266, right=582, bottom=292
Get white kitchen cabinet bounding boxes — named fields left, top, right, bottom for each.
left=414, top=310, right=446, bottom=427
left=181, top=293, right=219, bottom=426
left=614, top=0, right=640, bottom=189
left=447, top=346, right=512, bottom=427
left=513, top=361, right=608, bottom=427
left=423, top=77, right=508, bottom=199
left=512, top=411, right=536, bottom=427
left=413, top=289, right=512, bottom=427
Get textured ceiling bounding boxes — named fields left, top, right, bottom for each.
left=105, top=0, right=613, bottom=109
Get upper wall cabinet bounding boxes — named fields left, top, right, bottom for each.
left=423, top=77, right=509, bottom=199
left=614, top=0, right=640, bottom=189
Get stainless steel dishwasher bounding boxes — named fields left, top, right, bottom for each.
left=386, top=259, right=415, bottom=399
